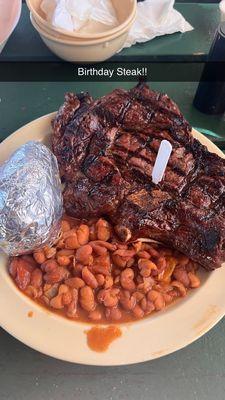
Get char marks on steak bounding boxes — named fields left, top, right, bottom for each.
left=52, top=84, right=225, bottom=270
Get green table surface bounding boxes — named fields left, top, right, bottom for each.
left=0, top=2, right=221, bottom=62
left=0, top=82, right=225, bottom=399
left=0, top=81, right=224, bottom=146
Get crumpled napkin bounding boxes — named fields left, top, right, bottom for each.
left=125, top=0, right=193, bottom=48
left=41, top=0, right=193, bottom=46
left=41, top=0, right=118, bottom=32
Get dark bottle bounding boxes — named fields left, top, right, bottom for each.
left=193, top=22, right=225, bottom=115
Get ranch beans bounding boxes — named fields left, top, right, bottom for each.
left=31, top=269, right=43, bottom=288
left=57, top=255, right=71, bottom=267
left=82, top=267, right=98, bottom=289
left=65, top=277, right=85, bottom=289
left=98, top=288, right=119, bottom=308
left=33, top=251, right=46, bottom=265
left=65, top=234, right=80, bottom=250
left=76, top=245, right=93, bottom=265
left=44, top=246, right=57, bottom=259
left=77, top=224, right=89, bottom=245
left=105, top=307, right=122, bottom=321
left=67, top=288, right=78, bottom=318
left=96, top=219, right=111, bottom=241
left=120, top=268, right=135, bottom=291
left=8, top=216, right=202, bottom=323
left=80, top=286, right=95, bottom=312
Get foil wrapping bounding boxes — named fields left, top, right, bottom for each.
left=0, top=141, right=63, bottom=256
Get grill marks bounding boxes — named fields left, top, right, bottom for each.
left=52, top=83, right=225, bottom=270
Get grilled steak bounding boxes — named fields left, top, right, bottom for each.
left=52, top=83, right=225, bottom=270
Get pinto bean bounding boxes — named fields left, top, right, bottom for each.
left=62, top=291, right=72, bottom=305
left=15, top=261, right=31, bottom=290
left=82, top=267, right=98, bottom=289
left=50, top=295, right=64, bottom=309
left=104, top=276, right=113, bottom=289
left=171, top=281, right=187, bottom=297
left=173, top=269, right=190, bottom=287
left=79, top=286, right=95, bottom=312
left=67, top=289, right=78, bottom=318
left=73, top=262, right=83, bottom=275
left=132, top=241, right=142, bottom=253
left=89, top=225, right=97, bottom=241
left=57, top=249, right=74, bottom=257
left=137, top=277, right=154, bottom=293
left=163, top=293, right=173, bottom=304
left=144, top=245, right=160, bottom=258
left=31, top=268, right=43, bottom=288
left=65, top=277, right=85, bottom=289
left=120, top=268, right=135, bottom=291
left=56, top=239, right=65, bottom=249
left=96, top=274, right=105, bottom=286
left=91, top=243, right=107, bottom=256
left=112, top=254, right=127, bottom=268
left=44, top=267, right=69, bottom=284
left=120, top=291, right=136, bottom=311
left=77, top=224, right=89, bottom=245
left=127, top=258, right=135, bottom=268
left=137, top=251, right=151, bottom=259
left=61, top=220, right=71, bottom=232
left=76, top=245, right=93, bottom=265
left=33, top=251, right=46, bottom=265
left=96, top=219, right=111, bottom=241
left=57, top=255, right=71, bottom=267
left=44, top=246, right=56, bottom=259
left=113, top=249, right=136, bottom=258
left=92, top=255, right=111, bottom=276
left=133, top=291, right=145, bottom=302
left=138, top=259, right=157, bottom=277
left=133, top=304, right=145, bottom=319
left=41, top=259, right=59, bottom=273
left=105, top=307, right=122, bottom=321
left=97, top=288, right=120, bottom=308
left=188, top=272, right=201, bottom=288
left=145, top=301, right=155, bottom=314
left=58, top=284, right=69, bottom=295
left=157, top=257, right=167, bottom=272
left=65, top=233, right=80, bottom=250
left=25, top=286, right=39, bottom=299
left=8, top=258, right=20, bottom=278
left=178, top=255, right=190, bottom=267
left=43, top=283, right=59, bottom=299
left=90, top=240, right=116, bottom=251
left=147, top=290, right=165, bottom=311
left=88, top=310, right=102, bottom=321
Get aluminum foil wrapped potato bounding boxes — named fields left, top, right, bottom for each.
left=0, top=141, right=63, bottom=256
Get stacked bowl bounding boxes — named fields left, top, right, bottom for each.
left=26, top=0, right=137, bottom=62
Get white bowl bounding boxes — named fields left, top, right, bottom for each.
left=30, top=12, right=134, bottom=62
left=0, top=0, right=22, bottom=54
left=0, top=112, right=225, bottom=365
left=26, top=0, right=137, bottom=40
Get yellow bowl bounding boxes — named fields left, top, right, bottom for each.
left=26, top=0, right=137, bottom=40
left=30, top=12, right=135, bottom=62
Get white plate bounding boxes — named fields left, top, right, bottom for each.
left=0, top=112, right=225, bottom=366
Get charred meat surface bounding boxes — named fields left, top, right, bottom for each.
left=52, top=84, right=225, bottom=270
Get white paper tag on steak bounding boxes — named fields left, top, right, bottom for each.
left=152, top=140, right=172, bottom=184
